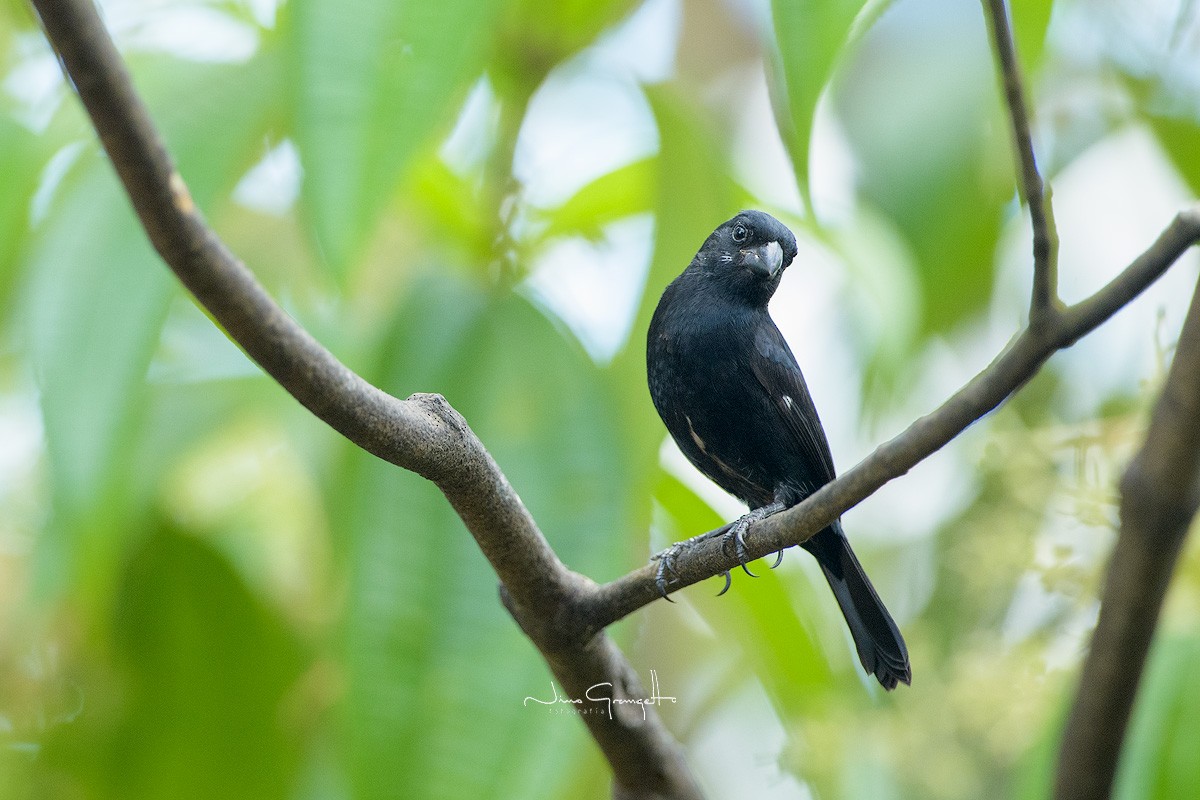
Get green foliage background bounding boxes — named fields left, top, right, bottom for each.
left=1, top=0, right=1200, bottom=798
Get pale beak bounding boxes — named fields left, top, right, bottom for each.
left=741, top=241, right=784, bottom=278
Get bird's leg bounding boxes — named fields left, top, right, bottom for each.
left=652, top=521, right=735, bottom=599
left=725, top=500, right=788, bottom=575
left=653, top=499, right=791, bottom=598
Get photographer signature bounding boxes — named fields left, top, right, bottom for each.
left=523, top=670, right=676, bottom=720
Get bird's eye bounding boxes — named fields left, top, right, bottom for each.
left=732, top=224, right=748, bottom=243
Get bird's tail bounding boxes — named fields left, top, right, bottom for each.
left=803, top=524, right=911, bottom=690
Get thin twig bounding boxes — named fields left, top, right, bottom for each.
left=981, top=0, right=1060, bottom=321
left=29, top=0, right=702, bottom=797
left=1055, top=271, right=1200, bottom=800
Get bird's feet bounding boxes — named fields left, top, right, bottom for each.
left=725, top=500, right=788, bottom=576
left=652, top=523, right=733, bottom=600
left=652, top=501, right=790, bottom=599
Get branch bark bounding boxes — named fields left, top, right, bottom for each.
left=1054, top=270, right=1200, bottom=799
left=30, top=0, right=701, bottom=797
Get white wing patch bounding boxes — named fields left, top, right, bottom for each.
left=686, top=415, right=706, bottom=450
left=782, top=395, right=794, bottom=410
left=686, top=414, right=741, bottom=484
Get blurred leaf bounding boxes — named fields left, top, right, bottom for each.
left=137, top=375, right=280, bottom=504
left=408, top=155, right=493, bottom=261
left=328, top=275, right=628, bottom=798
left=635, top=88, right=741, bottom=352
left=0, top=116, right=42, bottom=314
left=829, top=208, right=922, bottom=410
left=1014, top=703, right=1064, bottom=800
left=24, top=161, right=178, bottom=590
left=1115, top=632, right=1200, bottom=800
left=653, top=471, right=726, bottom=548
left=539, top=158, right=653, bottom=242
left=1119, top=66, right=1200, bottom=199
left=495, top=0, right=638, bottom=88
left=0, top=0, right=36, bottom=33
left=833, top=0, right=1011, bottom=336
left=770, top=0, right=866, bottom=211
left=286, top=0, right=502, bottom=277
left=40, top=524, right=305, bottom=800
left=456, top=293, right=634, bottom=574
left=24, top=52, right=283, bottom=593
left=1010, top=0, right=1055, bottom=75
left=142, top=52, right=286, bottom=208
left=1146, top=113, right=1200, bottom=198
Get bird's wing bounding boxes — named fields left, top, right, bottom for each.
left=750, top=323, right=837, bottom=484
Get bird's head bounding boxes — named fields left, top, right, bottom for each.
left=690, top=210, right=799, bottom=306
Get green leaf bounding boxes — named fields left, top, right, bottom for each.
left=1010, top=0, right=1055, bottom=76
left=23, top=52, right=283, bottom=594
left=636, top=87, right=743, bottom=352
left=832, top=4, right=1011, bottom=336
left=1148, top=113, right=1200, bottom=198
left=24, top=161, right=177, bottom=590
left=286, top=0, right=502, bottom=277
left=1014, top=694, right=1067, bottom=800
left=1116, top=633, right=1200, bottom=800
left=328, top=275, right=632, bottom=798
left=407, top=154, right=494, bottom=261
left=0, top=116, right=42, bottom=313
left=1118, top=66, right=1200, bottom=198
left=150, top=53, right=286, bottom=208
left=539, top=158, right=653, bottom=242
left=0, top=0, right=37, bottom=33
left=39, top=524, right=306, bottom=800
left=495, top=0, right=639, bottom=85
left=770, top=0, right=866, bottom=212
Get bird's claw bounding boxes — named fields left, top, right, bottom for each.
left=653, top=543, right=685, bottom=601
left=653, top=512, right=777, bottom=599
left=653, top=525, right=737, bottom=599
left=724, top=517, right=758, bottom=578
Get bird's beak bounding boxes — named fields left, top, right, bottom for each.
left=741, top=241, right=785, bottom=278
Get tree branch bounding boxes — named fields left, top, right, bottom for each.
left=584, top=208, right=1200, bottom=630
left=29, top=0, right=1200, bottom=795
left=30, top=0, right=702, bottom=797
left=981, top=0, right=1060, bottom=321
left=1054, top=270, right=1200, bottom=799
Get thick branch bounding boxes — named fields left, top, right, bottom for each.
left=585, top=208, right=1200, bottom=630
left=981, top=0, right=1060, bottom=320
left=1054, top=275, right=1200, bottom=799
left=30, top=0, right=701, bottom=796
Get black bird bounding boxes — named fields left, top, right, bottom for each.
left=646, top=210, right=911, bottom=690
